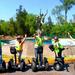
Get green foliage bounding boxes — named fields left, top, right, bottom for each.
left=0, top=21, right=8, bottom=35
left=50, top=23, right=74, bottom=38
left=16, top=5, right=27, bottom=35
left=25, top=14, right=36, bottom=36
left=0, top=5, right=75, bottom=38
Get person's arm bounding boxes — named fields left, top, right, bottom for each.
left=68, top=32, right=75, bottom=41
left=20, top=34, right=27, bottom=45
left=44, top=36, right=50, bottom=40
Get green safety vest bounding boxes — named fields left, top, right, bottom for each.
left=52, top=40, right=63, bottom=54
left=34, top=36, right=44, bottom=48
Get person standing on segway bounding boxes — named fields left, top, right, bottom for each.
left=49, top=36, right=65, bottom=71
left=52, top=36, right=64, bottom=58
left=34, top=31, right=44, bottom=67
left=15, top=34, right=27, bottom=63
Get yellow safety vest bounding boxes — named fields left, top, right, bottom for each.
left=15, top=41, right=22, bottom=51
left=34, top=36, right=44, bottom=48
left=52, top=40, right=63, bottom=53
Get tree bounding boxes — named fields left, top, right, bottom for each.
left=36, top=9, right=48, bottom=30
left=47, top=16, right=53, bottom=25
left=72, top=14, right=75, bottom=23
left=0, top=21, right=8, bottom=35
left=52, top=5, right=63, bottom=16
left=25, top=14, right=36, bottom=35
left=60, top=0, right=75, bottom=21
left=57, top=16, right=65, bottom=24
left=7, top=18, right=16, bottom=35
left=52, top=5, right=64, bottom=24
left=16, top=5, right=27, bottom=35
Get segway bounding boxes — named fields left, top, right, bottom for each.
left=31, top=58, right=37, bottom=72
left=31, top=57, right=49, bottom=72
left=49, top=44, right=64, bottom=71
left=8, top=46, right=25, bottom=71
left=0, top=48, right=6, bottom=72
left=53, top=57, right=64, bottom=71
left=31, top=46, right=49, bottom=72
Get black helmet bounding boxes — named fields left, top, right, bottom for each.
left=54, top=36, right=58, bottom=40
left=16, top=35, right=22, bottom=40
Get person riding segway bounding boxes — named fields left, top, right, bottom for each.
left=31, top=31, right=49, bottom=72
left=49, top=36, right=64, bottom=71
left=8, top=34, right=27, bottom=71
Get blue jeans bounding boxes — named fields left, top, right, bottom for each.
left=35, top=47, right=43, bottom=66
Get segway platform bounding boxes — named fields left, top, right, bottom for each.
left=31, top=57, right=49, bottom=72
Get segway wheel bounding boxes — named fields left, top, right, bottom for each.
left=54, top=62, right=64, bottom=71
left=44, top=57, right=49, bottom=70
left=31, top=61, right=37, bottom=72
left=2, top=60, right=6, bottom=72
left=8, top=59, right=14, bottom=71
left=45, top=62, right=49, bottom=71
left=20, top=59, right=25, bottom=71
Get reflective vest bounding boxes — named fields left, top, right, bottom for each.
left=15, top=41, right=22, bottom=51
left=52, top=40, right=63, bottom=54
left=34, top=36, right=44, bottom=48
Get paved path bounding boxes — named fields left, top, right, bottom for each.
left=0, top=64, right=75, bottom=75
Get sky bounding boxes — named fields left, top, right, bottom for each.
left=0, top=0, right=75, bottom=22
